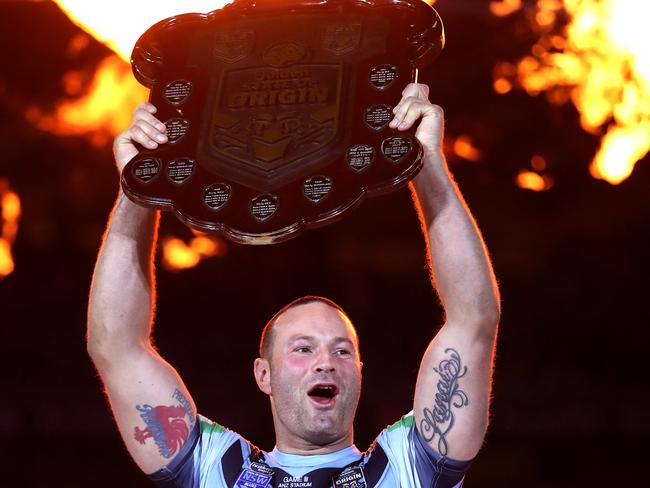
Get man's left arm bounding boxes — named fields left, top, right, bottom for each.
left=390, top=83, right=501, bottom=461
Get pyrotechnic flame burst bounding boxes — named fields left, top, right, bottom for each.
left=25, top=55, right=147, bottom=147
left=494, top=0, right=650, bottom=185
left=29, top=0, right=648, bottom=264
left=53, top=0, right=232, bottom=62
left=36, top=1, right=232, bottom=270
left=29, top=1, right=231, bottom=144
left=490, top=0, right=524, bottom=17
left=0, top=179, right=21, bottom=279
left=162, top=235, right=227, bottom=271
left=452, top=136, right=483, bottom=162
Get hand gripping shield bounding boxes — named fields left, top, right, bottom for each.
left=122, top=0, right=444, bottom=244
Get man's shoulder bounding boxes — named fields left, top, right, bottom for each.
left=370, top=410, right=416, bottom=451
left=385, top=411, right=416, bottom=433
left=148, top=415, right=253, bottom=487
left=197, top=415, right=228, bottom=435
left=367, top=411, right=473, bottom=487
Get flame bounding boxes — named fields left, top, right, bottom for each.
left=29, top=1, right=236, bottom=271
left=27, top=1, right=232, bottom=145
left=493, top=61, right=517, bottom=95
left=516, top=169, right=554, bottom=191
left=0, top=179, right=22, bottom=278
left=490, top=0, right=523, bottom=17
left=53, top=0, right=232, bottom=62
left=531, top=154, right=547, bottom=171
left=26, top=55, right=147, bottom=147
left=516, top=155, right=554, bottom=191
left=590, top=124, right=650, bottom=184
left=452, top=135, right=483, bottom=162
left=495, top=0, right=650, bottom=185
left=162, top=235, right=226, bottom=271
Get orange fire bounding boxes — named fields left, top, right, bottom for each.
left=452, top=135, right=483, bottom=162
left=25, top=54, right=147, bottom=147
left=0, top=179, right=22, bottom=278
left=162, top=234, right=227, bottom=271
left=30, top=2, right=234, bottom=270
left=494, top=0, right=650, bottom=185
left=515, top=155, right=554, bottom=191
left=28, top=1, right=232, bottom=146
left=490, top=0, right=523, bottom=17
left=53, top=1, right=232, bottom=62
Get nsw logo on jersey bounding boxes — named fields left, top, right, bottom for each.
left=235, top=461, right=274, bottom=488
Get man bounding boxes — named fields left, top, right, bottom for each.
left=87, top=83, right=500, bottom=487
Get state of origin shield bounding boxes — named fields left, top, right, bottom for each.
left=122, top=0, right=444, bottom=244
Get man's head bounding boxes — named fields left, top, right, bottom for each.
left=254, top=296, right=362, bottom=453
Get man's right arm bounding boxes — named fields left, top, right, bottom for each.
left=87, top=103, right=197, bottom=474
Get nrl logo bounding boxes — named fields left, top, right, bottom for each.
left=322, top=23, right=361, bottom=55
left=213, top=30, right=255, bottom=63
left=263, top=42, right=308, bottom=68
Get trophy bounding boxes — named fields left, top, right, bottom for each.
left=122, top=0, right=444, bottom=244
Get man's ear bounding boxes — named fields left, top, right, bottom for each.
left=254, top=357, right=272, bottom=395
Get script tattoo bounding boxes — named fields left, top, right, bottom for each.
left=420, top=348, right=469, bottom=457
left=172, top=388, right=196, bottom=424
left=133, top=389, right=193, bottom=458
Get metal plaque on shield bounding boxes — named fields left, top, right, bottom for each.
left=122, top=0, right=444, bottom=244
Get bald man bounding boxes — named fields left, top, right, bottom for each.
left=87, top=83, right=500, bottom=487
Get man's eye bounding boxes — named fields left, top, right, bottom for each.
left=294, top=346, right=311, bottom=353
left=335, top=349, right=351, bottom=357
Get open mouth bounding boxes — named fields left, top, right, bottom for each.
left=307, top=384, right=339, bottom=405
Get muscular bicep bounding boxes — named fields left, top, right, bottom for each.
left=94, top=345, right=197, bottom=474
left=413, top=322, right=496, bottom=461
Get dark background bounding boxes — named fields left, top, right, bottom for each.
left=1, top=0, right=648, bottom=486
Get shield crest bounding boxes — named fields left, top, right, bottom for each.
left=124, top=0, right=444, bottom=244
left=207, top=63, right=342, bottom=188
left=322, top=23, right=362, bottom=55
left=213, top=30, right=255, bottom=64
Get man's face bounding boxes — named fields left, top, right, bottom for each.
left=262, top=302, right=362, bottom=448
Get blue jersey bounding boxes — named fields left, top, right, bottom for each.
left=149, top=411, right=471, bottom=487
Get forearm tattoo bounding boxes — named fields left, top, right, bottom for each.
left=133, top=388, right=194, bottom=458
left=420, top=348, right=469, bottom=457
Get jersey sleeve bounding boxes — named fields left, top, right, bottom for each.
left=148, top=414, right=252, bottom=488
left=372, top=410, right=473, bottom=488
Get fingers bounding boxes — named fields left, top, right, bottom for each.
left=133, top=102, right=165, bottom=130
left=130, top=120, right=168, bottom=148
left=388, top=84, right=444, bottom=151
left=390, top=98, right=442, bottom=131
left=389, top=82, right=443, bottom=133
left=131, top=102, right=168, bottom=148
left=401, top=82, right=429, bottom=100
left=390, top=83, right=433, bottom=130
left=389, top=96, right=418, bottom=130
left=114, top=103, right=167, bottom=151
left=113, top=102, right=168, bottom=173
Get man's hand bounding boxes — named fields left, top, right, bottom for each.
left=389, top=83, right=444, bottom=156
left=113, top=102, right=168, bottom=174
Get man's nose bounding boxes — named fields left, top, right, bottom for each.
left=314, top=351, right=335, bottom=372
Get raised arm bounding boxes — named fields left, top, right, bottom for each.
left=87, top=103, right=197, bottom=474
left=390, top=84, right=500, bottom=461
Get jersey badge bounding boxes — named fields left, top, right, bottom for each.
left=234, top=460, right=274, bottom=488
left=332, top=466, right=366, bottom=488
